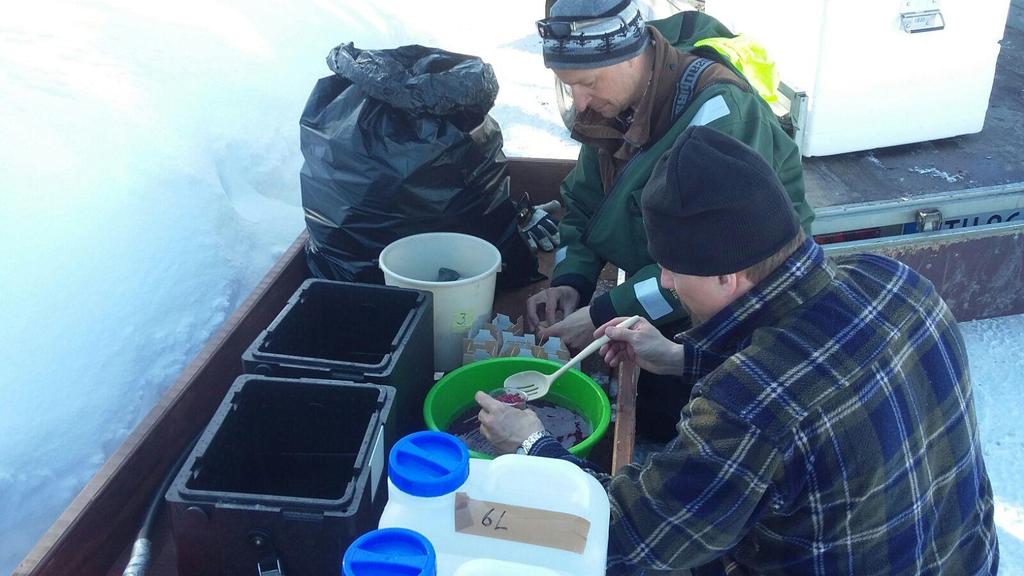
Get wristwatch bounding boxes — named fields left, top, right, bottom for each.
left=515, top=430, right=550, bottom=455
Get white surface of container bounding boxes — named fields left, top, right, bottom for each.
left=705, top=0, right=1012, bottom=156
left=377, top=432, right=610, bottom=576
left=379, top=233, right=501, bottom=373
left=452, top=559, right=562, bottom=575
left=343, top=527, right=563, bottom=576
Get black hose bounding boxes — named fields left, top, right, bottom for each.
left=122, top=434, right=199, bottom=576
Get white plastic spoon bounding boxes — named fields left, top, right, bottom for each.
left=503, top=315, right=642, bottom=400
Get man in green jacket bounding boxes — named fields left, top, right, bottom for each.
left=528, top=0, right=814, bottom=351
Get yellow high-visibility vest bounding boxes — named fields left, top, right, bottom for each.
left=695, top=35, right=780, bottom=103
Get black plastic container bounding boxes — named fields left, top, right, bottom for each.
left=242, top=279, right=432, bottom=436
left=166, top=376, right=395, bottom=576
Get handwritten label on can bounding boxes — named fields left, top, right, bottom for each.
left=453, top=492, right=591, bottom=554
left=451, top=311, right=472, bottom=331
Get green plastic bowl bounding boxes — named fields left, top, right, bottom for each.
left=423, top=357, right=611, bottom=459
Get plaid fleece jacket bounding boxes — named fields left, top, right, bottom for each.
left=530, top=239, right=998, bottom=575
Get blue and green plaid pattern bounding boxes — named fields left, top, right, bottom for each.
left=531, top=239, right=997, bottom=575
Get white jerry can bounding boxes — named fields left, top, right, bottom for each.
left=705, top=0, right=1013, bottom=156
left=365, top=431, right=610, bottom=575
left=343, top=527, right=565, bottom=576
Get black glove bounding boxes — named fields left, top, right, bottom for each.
left=515, top=193, right=561, bottom=252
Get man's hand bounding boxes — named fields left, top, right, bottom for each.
left=539, top=306, right=596, bottom=350
left=475, top=391, right=545, bottom=454
left=526, top=285, right=580, bottom=332
left=596, top=316, right=685, bottom=375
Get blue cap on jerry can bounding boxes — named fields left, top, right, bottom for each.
left=388, top=431, right=469, bottom=497
left=342, top=527, right=436, bottom=576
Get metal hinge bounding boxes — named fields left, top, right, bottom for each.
left=900, top=0, right=945, bottom=33
left=917, top=208, right=944, bottom=232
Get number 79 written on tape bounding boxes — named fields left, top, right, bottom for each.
left=453, top=492, right=591, bottom=554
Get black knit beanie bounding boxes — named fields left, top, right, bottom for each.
left=641, top=126, right=800, bottom=276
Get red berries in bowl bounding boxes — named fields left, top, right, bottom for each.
left=489, top=387, right=528, bottom=409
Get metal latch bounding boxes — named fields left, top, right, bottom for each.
left=250, top=531, right=285, bottom=576
left=257, top=558, right=284, bottom=576
left=917, top=208, right=943, bottom=232
left=776, top=81, right=808, bottom=151
left=901, top=0, right=945, bottom=33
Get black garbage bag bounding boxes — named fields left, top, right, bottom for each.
left=299, top=43, right=540, bottom=289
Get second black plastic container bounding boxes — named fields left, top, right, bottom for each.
left=242, top=279, right=432, bottom=436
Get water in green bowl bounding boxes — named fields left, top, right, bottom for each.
left=446, top=397, right=591, bottom=456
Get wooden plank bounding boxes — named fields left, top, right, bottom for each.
left=611, top=359, right=639, bottom=473
left=507, top=156, right=575, bottom=204
left=16, top=233, right=310, bottom=576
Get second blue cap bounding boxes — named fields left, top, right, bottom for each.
left=388, top=431, right=469, bottom=497
left=342, top=527, right=436, bottom=576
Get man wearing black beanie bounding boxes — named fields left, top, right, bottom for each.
left=476, top=126, right=997, bottom=575
left=642, top=125, right=800, bottom=279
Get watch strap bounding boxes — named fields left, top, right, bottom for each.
left=520, top=430, right=551, bottom=455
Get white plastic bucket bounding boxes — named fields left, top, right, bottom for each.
left=379, top=233, right=501, bottom=373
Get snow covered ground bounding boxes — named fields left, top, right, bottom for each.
left=1, top=1, right=1021, bottom=573
left=961, top=314, right=1024, bottom=574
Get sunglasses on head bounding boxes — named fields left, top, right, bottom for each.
left=536, top=0, right=632, bottom=40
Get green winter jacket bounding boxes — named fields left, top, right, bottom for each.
left=551, top=11, right=814, bottom=329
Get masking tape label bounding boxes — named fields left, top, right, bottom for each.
left=454, top=492, right=591, bottom=554
left=451, top=311, right=473, bottom=331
